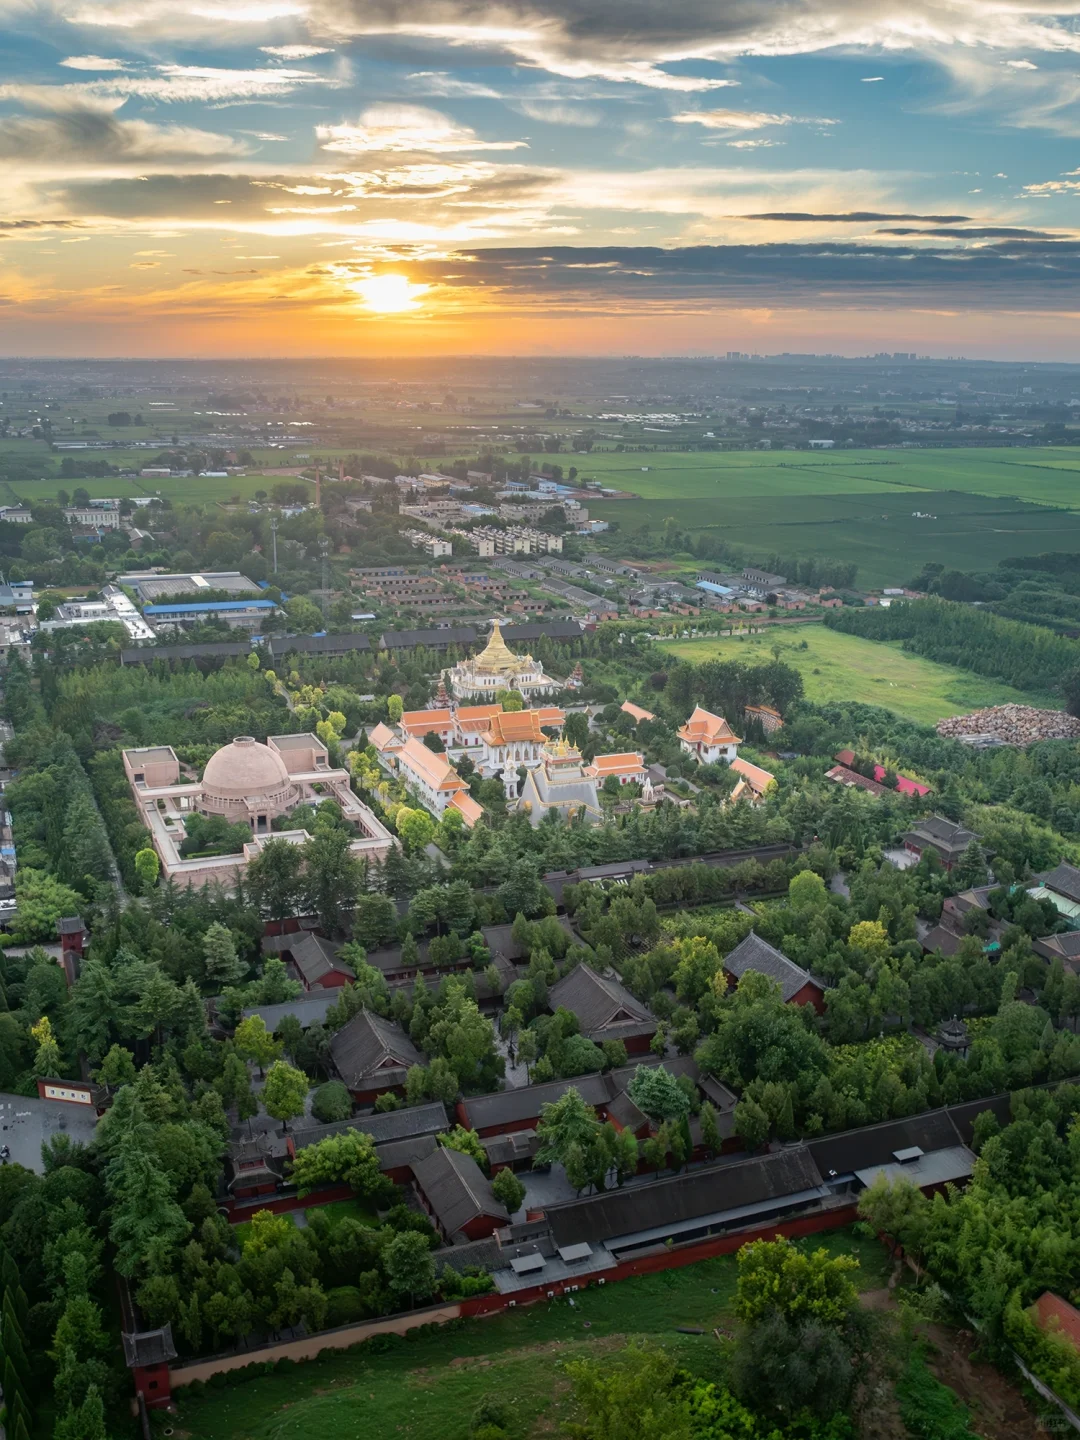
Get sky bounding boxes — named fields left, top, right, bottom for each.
left=3, top=0, right=1080, bottom=358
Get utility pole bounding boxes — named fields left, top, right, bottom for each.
left=270, top=516, right=278, bottom=574
left=319, top=535, right=329, bottom=619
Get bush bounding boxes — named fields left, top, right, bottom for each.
left=326, top=1286, right=367, bottom=1327
left=895, top=1347, right=973, bottom=1438
left=311, top=1080, right=353, bottom=1123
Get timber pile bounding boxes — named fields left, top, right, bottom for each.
left=936, top=705, right=1080, bottom=746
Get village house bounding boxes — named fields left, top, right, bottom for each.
left=902, top=815, right=981, bottom=871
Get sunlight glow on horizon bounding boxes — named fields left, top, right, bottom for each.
left=351, top=273, right=431, bottom=313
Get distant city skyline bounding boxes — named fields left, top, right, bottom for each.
left=2, top=0, right=1080, bottom=357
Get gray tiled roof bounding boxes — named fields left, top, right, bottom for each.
left=291, top=933, right=355, bottom=987
left=412, top=1145, right=509, bottom=1236
left=807, top=1109, right=965, bottom=1179
left=723, top=931, right=818, bottom=1002
left=329, top=1009, right=425, bottom=1090
left=1042, top=862, right=1080, bottom=905
left=548, top=963, right=656, bottom=1041
left=547, top=1147, right=824, bottom=1248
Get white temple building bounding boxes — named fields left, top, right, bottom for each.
left=444, top=620, right=560, bottom=702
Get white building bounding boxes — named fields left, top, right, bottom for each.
left=444, top=620, right=560, bottom=703
left=677, top=706, right=741, bottom=765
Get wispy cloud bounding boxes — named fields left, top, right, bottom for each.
left=260, top=44, right=333, bottom=58
left=317, top=105, right=528, bottom=154
left=60, top=55, right=130, bottom=71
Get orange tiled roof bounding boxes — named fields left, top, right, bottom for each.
left=535, top=706, right=566, bottom=727
left=730, top=757, right=775, bottom=794
left=401, top=708, right=454, bottom=736
left=621, top=701, right=656, bottom=723
left=1032, top=1292, right=1080, bottom=1351
left=397, top=736, right=468, bottom=793
left=369, top=722, right=401, bottom=753
left=455, top=704, right=504, bottom=732
left=449, top=791, right=484, bottom=827
left=588, top=751, right=646, bottom=778
left=483, top=710, right=548, bottom=746
left=678, top=705, right=741, bottom=745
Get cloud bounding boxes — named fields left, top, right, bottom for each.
left=516, top=99, right=602, bottom=126
left=876, top=225, right=1059, bottom=238
left=1005, top=58, right=1038, bottom=69
left=402, top=239, right=1080, bottom=311
left=672, top=108, right=836, bottom=134
left=407, top=72, right=504, bottom=97
left=743, top=211, right=972, bottom=222
left=316, top=104, right=528, bottom=153
left=303, top=0, right=1080, bottom=99
left=0, top=108, right=248, bottom=162
left=672, top=108, right=793, bottom=131
left=60, top=55, right=130, bottom=71
left=727, top=138, right=781, bottom=148
left=259, top=44, right=333, bottom=57
left=0, top=65, right=330, bottom=111
left=861, top=75, right=884, bottom=81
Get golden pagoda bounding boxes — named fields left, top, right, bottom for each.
left=444, top=618, right=559, bottom=702
left=473, top=619, right=527, bottom=676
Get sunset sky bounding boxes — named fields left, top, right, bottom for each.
left=3, top=0, right=1080, bottom=357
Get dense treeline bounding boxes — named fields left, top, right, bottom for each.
left=824, top=596, right=1080, bottom=694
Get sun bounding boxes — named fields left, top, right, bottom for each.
left=352, top=273, right=430, bottom=314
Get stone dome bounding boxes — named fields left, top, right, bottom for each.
left=202, top=737, right=291, bottom=801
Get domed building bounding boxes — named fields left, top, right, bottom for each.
left=199, top=736, right=297, bottom=829
left=444, top=619, right=559, bottom=702
left=122, top=731, right=393, bottom=888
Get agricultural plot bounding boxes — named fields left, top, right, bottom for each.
left=175, top=1231, right=892, bottom=1440
left=660, top=625, right=1051, bottom=725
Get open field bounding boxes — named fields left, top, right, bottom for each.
left=564, top=447, right=1080, bottom=585
left=174, top=1230, right=891, bottom=1440
left=661, top=625, right=1054, bottom=725
left=573, top=446, right=1080, bottom=507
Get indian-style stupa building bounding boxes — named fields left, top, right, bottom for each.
left=443, top=620, right=560, bottom=702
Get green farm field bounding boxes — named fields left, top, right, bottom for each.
left=661, top=625, right=1053, bottom=726
left=174, top=1230, right=891, bottom=1440
left=573, top=446, right=1080, bottom=585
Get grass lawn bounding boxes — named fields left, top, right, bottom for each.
left=660, top=625, right=1054, bottom=726
left=171, top=1229, right=891, bottom=1440
left=304, top=1197, right=380, bottom=1228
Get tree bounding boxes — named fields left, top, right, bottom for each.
left=288, top=1129, right=386, bottom=1197
left=133, top=847, right=160, bottom=893
left=735, top=1237, right=860, bottom=1328
left=437, top=1125, right=487, bottom=1170
left=497, top=859, right=548, bottom=919
left=491, top=1166, right=526, bottom=1215
left=857, top=1174, right=930, bottom=1272
left=303, top=826, right=362, bottom=936
left=564, top=1343, right=692, bottom=1440
left=954, top=837, right=990, bottom=889
left=10, top=869, right=83, bottom=944
left=233, top=1015, right=282, bottom=1075
left=627, top=1065, right=690, bottom=1123
left=733, top=1097, right=770, bottom=1150
left=535, top=1087, right=602, bottom=1171
left=203, top=922, right=247, bottom=989
left=30, top=1015, right=61, bottom=1077
left=94, top=1043, right=136, bottom=1092
left=106, top=1138, right=191, bottom=1276
left=383, top=1230, right=436, bottom=1305
left=397, top=807, right=436, bottom=855
left=245, top=838, right=304, bottom=921
left=700, top=1101, right=722, bottom=1157
left=353, top=893, right=399, bottom=951
left=262, top=1060, right=309, bottom=1129
left=788, top=869, right=828, bottom=910
left=387, top=693, right=404, bottom=723
left=54, top=1384, right=107, bottom=1440
left=310, top=1079, right=352, bottom=1123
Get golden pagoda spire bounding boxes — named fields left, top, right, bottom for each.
left=473, top=618, right=523, bottom=675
